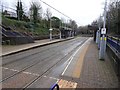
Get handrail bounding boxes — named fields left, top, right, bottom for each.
left=107, top=35, right=120, bottom=41
left=50, top=83, right=59, bottom=90
left=107, top=36, right=120, bottom=59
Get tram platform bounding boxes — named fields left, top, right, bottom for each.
left=1, top=37, right=119, bottom=88
left=1, top=38, right=73, bottom=57
left=57, top=39, right=119, bottom=88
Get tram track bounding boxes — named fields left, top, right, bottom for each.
left=1, top=52, right=58, bottom=82
left=2, top=38, right=82, bottom=80
left=24, top=39, right=87, bottom=89
left=2, top=37, right=88, bottom=88
left=2, top=38, right=77, bottom=66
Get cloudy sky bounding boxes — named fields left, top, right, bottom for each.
left=2, top=0, right=109, bottom=26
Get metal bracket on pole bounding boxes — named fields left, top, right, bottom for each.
left=99, top=28, right=107, bottom=60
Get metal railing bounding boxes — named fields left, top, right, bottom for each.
left=106, top=35, right=120, bottom=76
left=107, top=36, right=120, bottom=58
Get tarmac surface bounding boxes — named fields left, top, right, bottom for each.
left=1, top=37, right=119, bottom=89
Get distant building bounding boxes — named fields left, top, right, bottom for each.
left=3, top=10, right=17, bottom=18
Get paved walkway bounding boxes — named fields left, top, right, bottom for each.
left=1, top=39, right=66, bottom=56
left=2, top=39, right=47, bottom=53
left=60, top=39, right=119, bottom=88
left=78, top=40, right=118, bottom=88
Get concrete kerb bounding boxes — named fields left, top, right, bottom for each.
left=1, top=37, right=74, bottom=57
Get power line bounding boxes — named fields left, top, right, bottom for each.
left=2, top=0, right=73, bottom=20
left=39, top=0, right=72, bottom=20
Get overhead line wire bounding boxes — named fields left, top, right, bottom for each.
left=39, top=0, right=72, bottom=20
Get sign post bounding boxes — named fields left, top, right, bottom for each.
left=99, top=28, right=106, bottom=60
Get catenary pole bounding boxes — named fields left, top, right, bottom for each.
left=99, top=0, right=107, bottom=60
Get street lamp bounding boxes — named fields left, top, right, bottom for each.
left=96, top=15, right=103, bottom=49
left=59, top=29, right=62, bottom=39
left=49, top=17, right=53, bottom=41
left=49, top=28, right=53, bottom=40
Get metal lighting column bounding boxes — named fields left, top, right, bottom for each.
left=97, top=15, right=102, bottom=48
left=98, top=15, right=102, bottom=49
left=98, top=29, right=100, bottom=49
left=49, top=18, right=52, bottom=41
left=99, top=33, right=106, bottom=60
left=49, top=28, right=52, bottom=41
left=59, top=21, right=62, bottom=39
left=60, top=30, right=61, bottom=39
left=99, top=0, right=107, bottom=60
left=96, top=31, right=98, bottom=43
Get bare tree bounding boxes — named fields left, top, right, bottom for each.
left=16, top=0, right=24, bottom=20
left=60, top=17, right=65, bottom=27
left=45, top=8, right=52, bottom=21
left=69, top=20, right=77, bottom=29
left=45, top=8, right=52, bottom=28
left=106, top=0, right=120, bottom=35
left=30, top=2, right=42, bottom=24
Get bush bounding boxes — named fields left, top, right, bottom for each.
left=2, top=16, right=49, bottom=36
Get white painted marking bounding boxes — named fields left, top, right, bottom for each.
left=2, top=67, right=40, bottom=76
left=2, top=67, right=9, bottom=70
left=43, top=76, right=59, bottom=81
left=61, top=57, right=73, bottom=75
left=56, top=79, right=59, bottom=84
left=23, top=72, right=32, bottom=75
left=2, top=67, right=19, bottom=72
left=32, top=73, right=40, bottom=76
left=49, top=77, right=59, bottom=81
left=10, top=69, right=19, bottom=72
left=61, top=38, right=91, bottom=75
left=43, top=75, right=47, bottom=78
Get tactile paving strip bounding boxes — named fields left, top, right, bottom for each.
left=58, top=79, right=77, bottom=88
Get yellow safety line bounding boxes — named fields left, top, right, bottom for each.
left=72, top=44, right=89, bottom=78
